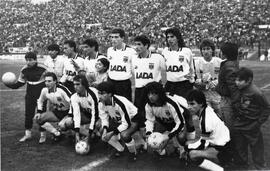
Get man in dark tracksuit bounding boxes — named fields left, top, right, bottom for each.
left=5, top=52, right=47, bottom=142
left=233, top=67, right=270, bottom=170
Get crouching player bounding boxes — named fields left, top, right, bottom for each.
left=62, top=74, right=100, bottom=147
left=185, top=89, right=232, bottom=171
left=97, top=81, right=139, bottom=161
left=144, top=82, right=195, bottom=157
left=34, top=72, right=72, bottom=143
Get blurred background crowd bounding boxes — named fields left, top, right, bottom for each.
left=0, top=0, right=269, bottom=55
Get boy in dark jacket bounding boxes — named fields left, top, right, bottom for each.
left=233, top=67, right=270, bottom=169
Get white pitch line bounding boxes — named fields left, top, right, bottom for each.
left=261, top=83, right=270, bottom=90
left=0, top=89, right=25, bottom=92
left=74, top=156, right=110, bottom=171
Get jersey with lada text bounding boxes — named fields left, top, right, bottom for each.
left=132, top=52, right=165, bottom=88
left=162, top=47, right=194, bottom=82
left=60, top=54, right=84, bottom=82
left=107, top=45, right=136, bottom=80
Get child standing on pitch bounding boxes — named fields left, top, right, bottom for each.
left=4, top=52, right=47, bottom=142
left=233, top=67, right=270, bottom=170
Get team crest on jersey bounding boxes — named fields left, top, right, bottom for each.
left=134, top=65, right=138, bottom=69
left=164, top=110, right=170, bottom=117
left=56, top=96, right=62, bottom=102
left=179, top=55, right=184, bottom=62
left=123, top=56, right=128, bottom=63
left=149, top=63, right=154, bottom=70
left=109, top=56, right=112, bottom=60
left=214, top=67, right=220, bottom=74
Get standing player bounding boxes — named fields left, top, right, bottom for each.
left=144, top=82, right=195, bottom=156
left=81, top=38, right=107, bottom=76
left=107, top=28, right=137, bottom=101
left=132, top=35, right=166, bottom=144
left=34, top=72, right=71, bottom=144
left=4, top=52, right=47, bottom=142
left=162, top=27, right=195, bottom=98
left=97, top=81, right=139, bottom=161
left=194, top=39, right=222, bottom=115
left=44, top=44, right=65, bottom=80
left=60, top=40, right=84, bottom=93
left=185, top=89, right=231, bottom=171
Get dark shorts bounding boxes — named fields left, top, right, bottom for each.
left=108, top=77, right=132, bottom=101
left=54, top=110, right=69, bottom=120
left=165, top=80, right=194, bottom=98
left=209, top=141, right=233, bottom=164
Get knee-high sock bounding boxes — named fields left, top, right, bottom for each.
left=108, top=135, right=125, bottom=152
left=41, top=122, right=60, bottom=136
left=199, top=159, right=224, bottom=171
left=125, top=138, right=137, bottom=154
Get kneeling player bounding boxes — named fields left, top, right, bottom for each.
left=144, top=82, right=195, bottom=157
left=34, top=72, right=72, bottom=143
left=62, top=74, right=100, bottom=147
left=185, top=89, right=231, bottom=171
left=97, top=81, right=138, bottom=161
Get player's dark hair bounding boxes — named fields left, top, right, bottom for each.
left=83, top=39, right=99, bottom=52
left=237, top=67, right=253, bottom=82
left=200, top=39, right=215, bottom=56
left=47, top=44, right=60, bottom=53
left=165, top=27, right=185, bottom=48
left=64, top=40, right=77, bottom=52
left=220, top=42, right=238, bottom=60
left=186, top=89, right=207, bottom=108
left=97, top=58, right=110, bottom=72
left=134, top=35, right=151, bottom=49
left=44, top=72, right=58, bottom=81
left=144, top=82, right=167, bottom=106
left=25, top=51, right=37, bottom=60
left=111, top=28, right=125, bottom=38
left=96, top=81, right=115, bottom=95
left=73, top=74, right=89, bottom=88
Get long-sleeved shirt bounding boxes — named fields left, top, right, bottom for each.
left=199, top=106, right=230, bottom=146
left=145, top=95, right=185, bottom=139
left=234, top=83, right=270, bottom=131
left=99, top=95, right=137, bottom=133
left=37, top=84, right=71, bottom=112
left=70, top=87, right=99, bottom=131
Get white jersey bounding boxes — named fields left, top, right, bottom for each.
left=132, top=52, right=166, bottom=88
left=70, top=87, right=99, bottom=130
left=44, top=55, right=66, bottom=79
left=37, top=84, right=71, bottom=112
left=199, top=106, right=230, bottom=146
left=162, top=47, right=195, bottom=82
left=84, top=53, right=107, bottom=74
left=107, top=45, right=136, bottom=80
left=99, top=95, right=137, bottom=133
left=195, top=57, right=222, bottom=81
left=145, top=95, right=185, bottom=138
left=60, top=54, right=84, bottom=82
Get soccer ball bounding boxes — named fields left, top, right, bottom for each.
left=75, top=140, right=90, bottom=155
left=2, top=72, right=16, bottom=85
left=147, top=132, right=165, bottom=150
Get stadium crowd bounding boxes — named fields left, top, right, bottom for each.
left=0, top=0, right=269, bottom=53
